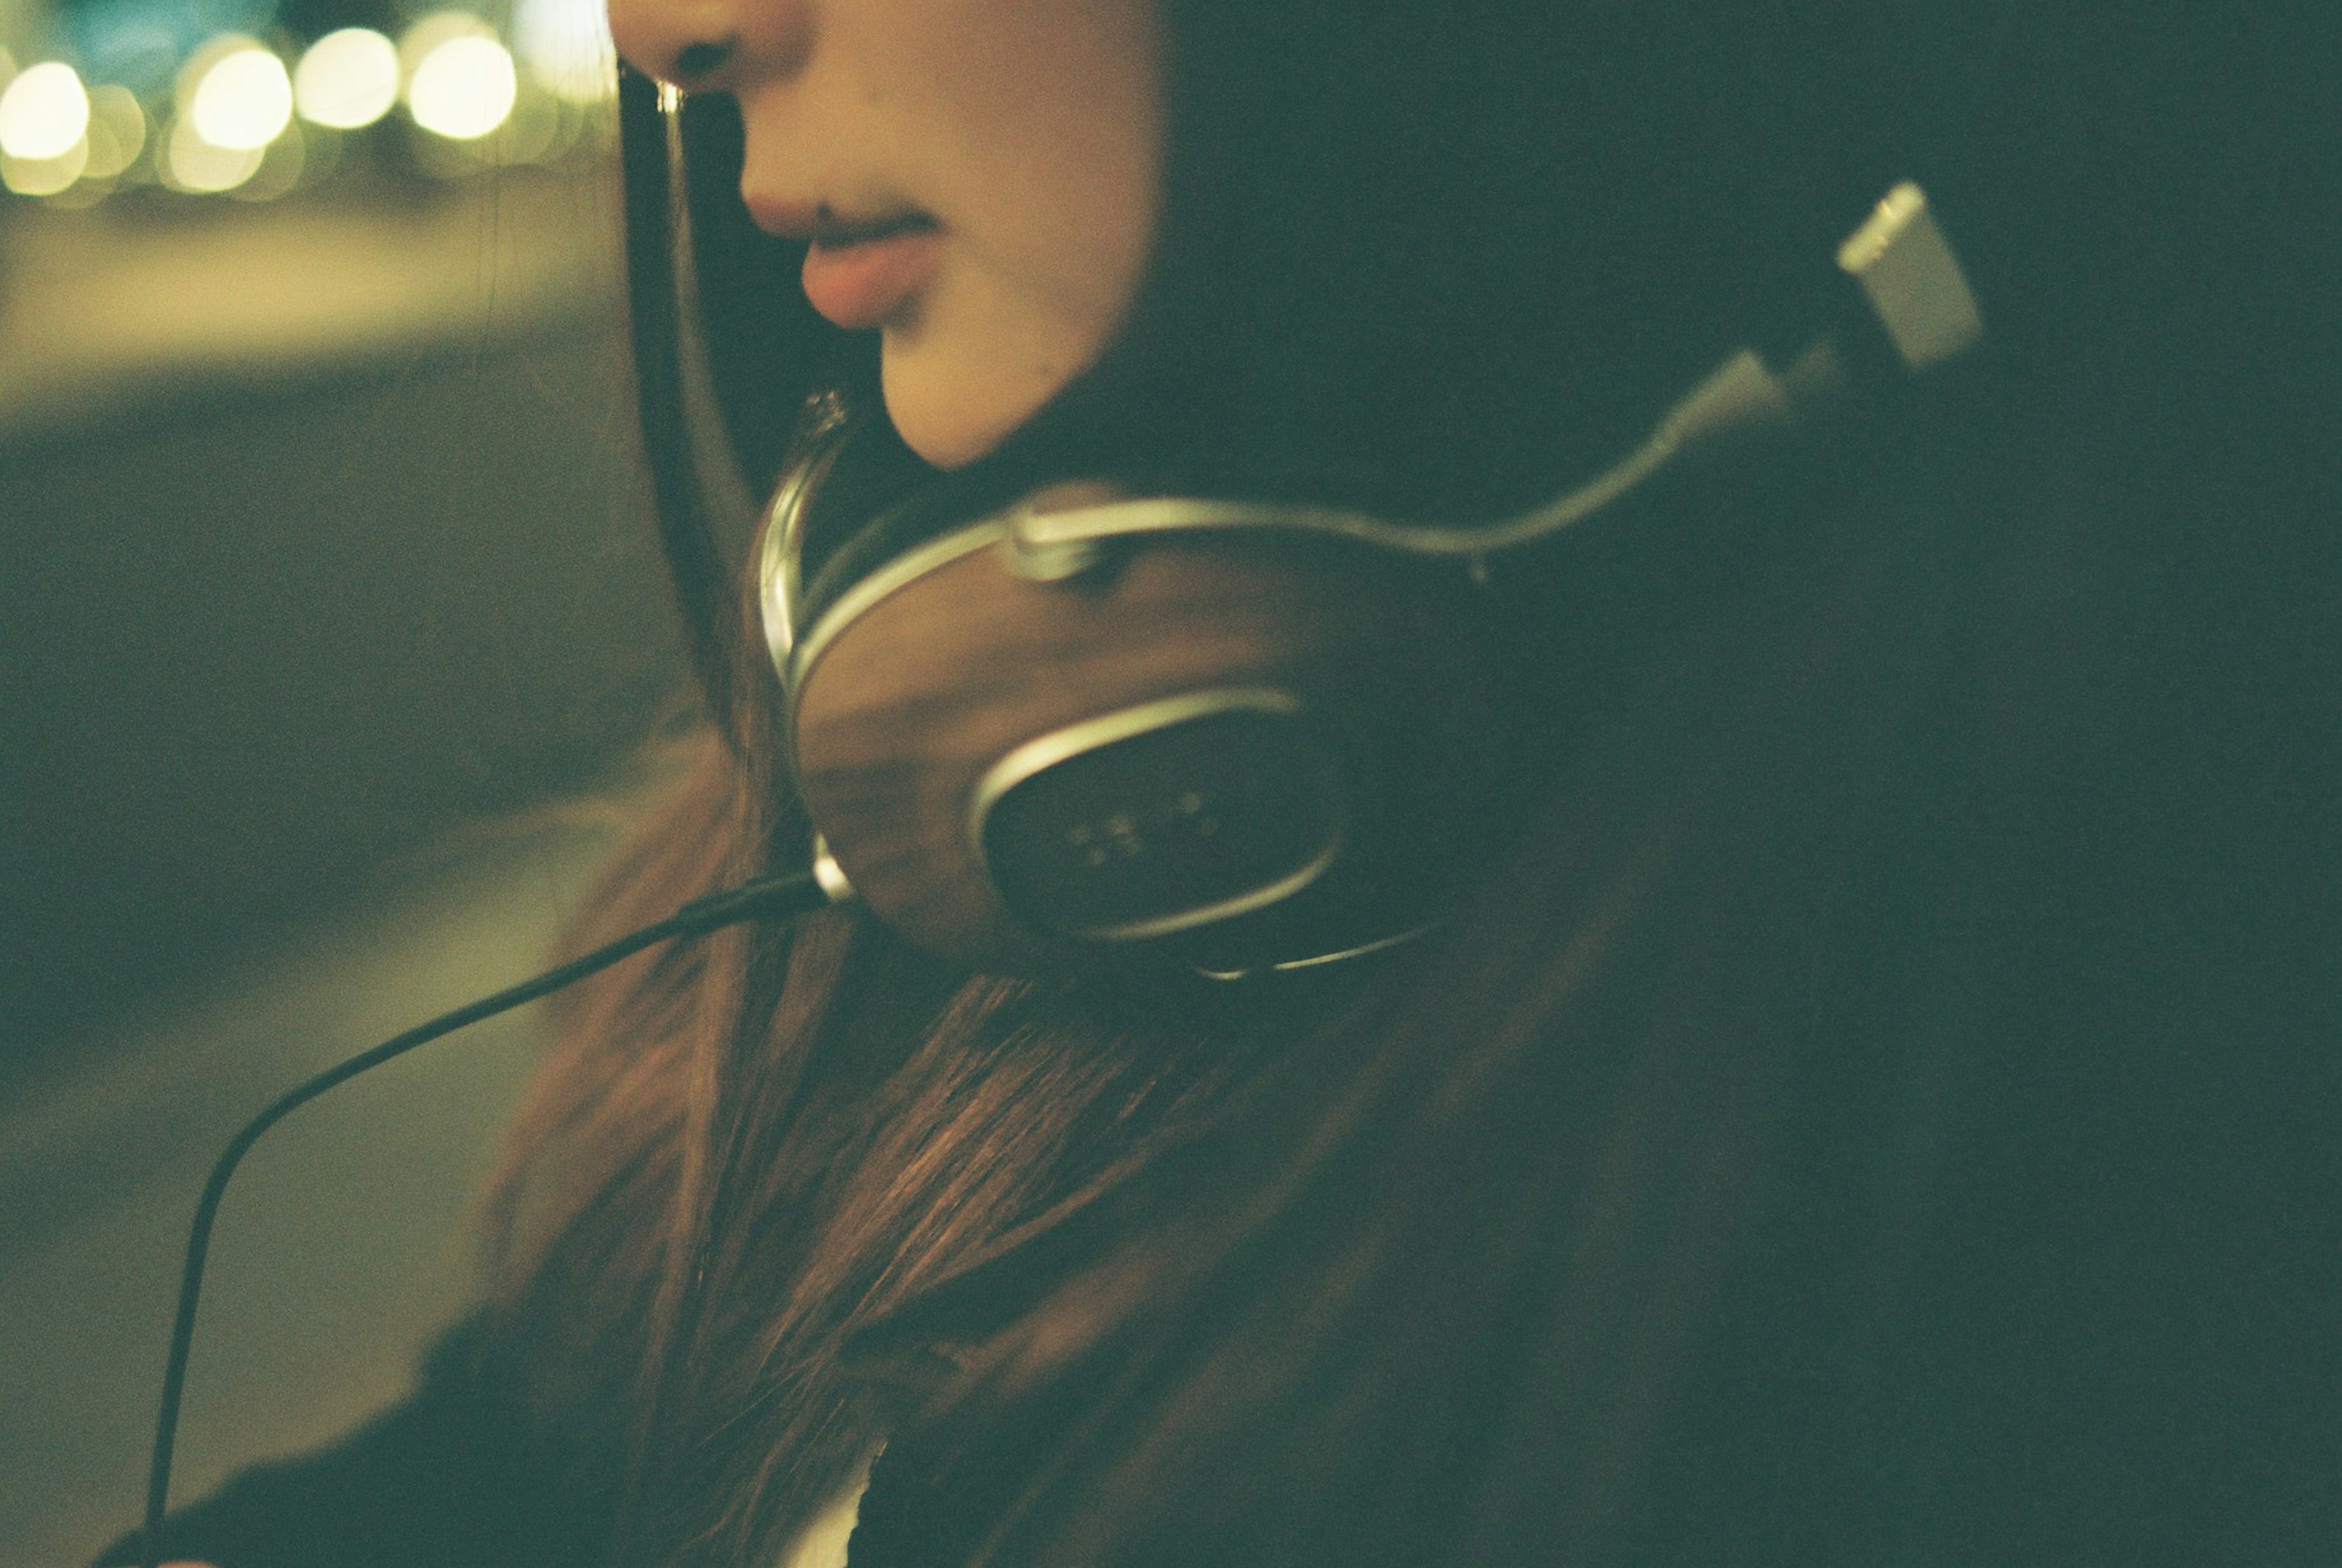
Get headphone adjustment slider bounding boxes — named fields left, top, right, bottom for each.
left=1836, top=181, right=1983, bottom=373
left=1003, top=482, right=1133, bottom=582
left=1003, top=530, right=1109, bottom=583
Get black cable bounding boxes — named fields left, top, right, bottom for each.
left=139, top=868, right=831, bottom=1568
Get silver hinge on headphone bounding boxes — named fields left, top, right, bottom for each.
left=809, top=834, right=857, bottom=906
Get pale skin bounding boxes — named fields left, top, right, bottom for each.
left=605, top=0, right=1166, bottom=468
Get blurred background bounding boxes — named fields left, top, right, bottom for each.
left=0, top=0, right=686, bottom=1556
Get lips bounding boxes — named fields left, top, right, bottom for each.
left=800, top=213, right=944, bottom=331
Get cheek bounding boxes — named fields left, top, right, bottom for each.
left=881, top=193, right=1151, bottom=468
left=950, top=191, right=1152, bottom=353
left=866, top=0, right=1162, bottom=464
left=916, top=0, right=1161, bottom=321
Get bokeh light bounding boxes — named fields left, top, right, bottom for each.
left=407, top=34, right=517, bottom=141
left=495, top=87, right=564, bottom=164
left=295, top=29, right=399, bottom=130
left=190, top=43, right=293, bottom=150
left=82, top=84, right=148, bottom=179
left=1, top=137, right=89, bottom=196
left=231, top=121, right=306, bottom=201
left=514, top=0, right=616, bottom=103
left=164, top=110, right=263, bottom=193
left=0, top=7, right=604, bottom=201
left=0, top=61, right=93, bottom=162
left=397, top=12, right=492, bottom=80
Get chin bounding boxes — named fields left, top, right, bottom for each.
left=880, top=337, right=1061, bottom=471
left=887, top=407, right=1002, bottom=471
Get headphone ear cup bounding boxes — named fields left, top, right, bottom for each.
left=787, top=524, right=1525, bottom=974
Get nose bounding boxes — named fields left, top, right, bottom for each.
left=604, top=0, right=811, bottom=92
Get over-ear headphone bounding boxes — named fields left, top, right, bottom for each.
left=763, top=184, right=1983, bottom=978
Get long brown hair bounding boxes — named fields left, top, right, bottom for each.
left=488, top=4, right=2338, bottom=1564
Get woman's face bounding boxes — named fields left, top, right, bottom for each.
left=607, top=0, right=1164, bottom=468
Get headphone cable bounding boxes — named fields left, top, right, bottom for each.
left=138, top=867, right=831, bottom=1568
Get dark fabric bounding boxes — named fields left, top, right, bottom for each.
left=92, top=1316, right=622, bottom=1568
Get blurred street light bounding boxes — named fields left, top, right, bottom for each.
left=407, top=34, right=518, bottom=142
left=1, top=61, right=92, bottom=161
left=295, top=29, right=401, bottom=131
left=163, top=110, right=263, bottom=193
left=190, top=42, right=294, bottom=151
left=0, top=5, right=617, bottom=205
left=82, top=84, right=148, bottom=179
left=514, top=0, right=617, bottom=104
